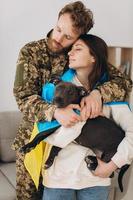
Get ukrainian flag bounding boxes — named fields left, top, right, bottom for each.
left=24, top=68, right=109, bottom=189
left=24, top=69, right=76, bottom=189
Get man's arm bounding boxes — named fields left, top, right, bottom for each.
left=80, top=64, right=133, bottom=120
left=13, top=43, right=56, bottom=123
left=96, top=63, right=133, bottom=103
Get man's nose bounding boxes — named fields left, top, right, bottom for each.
left=56, top=34, right=64, bottom=43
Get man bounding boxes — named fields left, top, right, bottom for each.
left=13, top=1, right=132, bottom=199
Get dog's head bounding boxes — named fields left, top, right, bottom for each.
left=54, top=82, right=88, bottom=108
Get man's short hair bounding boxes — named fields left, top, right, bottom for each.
left=58, top=1, right=94, bottom=34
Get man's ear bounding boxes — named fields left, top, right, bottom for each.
left=78, top=86, right=88, bottom=97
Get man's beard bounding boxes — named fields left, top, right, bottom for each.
left=47, top=38, right=70, bottom=54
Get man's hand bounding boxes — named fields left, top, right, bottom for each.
left=92, top=159, right=118, bottom=178
left=80, top=89, right=102, bottom=121
left=54, top=104, right=81, bottom=127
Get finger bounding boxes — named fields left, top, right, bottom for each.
left=80, top=107, right=87, bottom=121
left=80, top=98, right=85, bottom=109
left=89, top=103, right=98, bottom=118
left=67, top=119, right=79, bottom=127
left=64, top=120, right=77, bottom=127
left=85, top=103, right=92, bottom=119
left=71, top=114, right=81, bottom=123
left=89, top=101, right=102, bottom=118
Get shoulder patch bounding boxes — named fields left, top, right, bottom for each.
left=14, top=64, right=24, bottom=87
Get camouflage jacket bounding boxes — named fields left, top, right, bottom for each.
left=12, top=37, right=132, bottom=150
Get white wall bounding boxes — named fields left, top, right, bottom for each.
left=0, top=0, right=133, bottom=111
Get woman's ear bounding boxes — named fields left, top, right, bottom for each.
left=91, top=56, right=95, bottom=63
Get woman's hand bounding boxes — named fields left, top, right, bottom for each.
left=54, top=104, right=81, bottom=127
left=92, top=159, right=118, bottom=178
left=80, top=89, right=102, bottom=121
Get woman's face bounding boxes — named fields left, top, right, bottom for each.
left=68, top=39, right=95, bottom=71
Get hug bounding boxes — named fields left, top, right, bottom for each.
left=21, top=33, right=133, bottom=199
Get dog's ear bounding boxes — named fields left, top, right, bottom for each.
left=50, top=76, right=61, bottom=85
left=78, top=86, right=88, bottom=97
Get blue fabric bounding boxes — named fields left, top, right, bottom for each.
left=42, top=186, right=110, bottom=200
left=61, top=68, right=76, bottom=82
left=38, top=120, right=60, bottom=133
left=42, top=82, right=56, bottom=104
left=42, top=69, right=108, bottom=104
left=41, top=69, right=76, bottom=104
left=38, top=69, right=109, bottom=133
left=105, top=101, right=129, bottom=106
left=38, top=69, right=76, bottom=132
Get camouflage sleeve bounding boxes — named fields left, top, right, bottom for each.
left=96, top=63, right=133, bottom=103
left=13, top=44, right=56, bottom=122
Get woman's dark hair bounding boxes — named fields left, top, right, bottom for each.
left=79, top=34, right=109, bottom=90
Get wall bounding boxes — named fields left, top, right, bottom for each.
left=0, top=0, right=133, bottom=111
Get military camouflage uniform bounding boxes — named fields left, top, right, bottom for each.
left=12, top=32, right=132, bottom=200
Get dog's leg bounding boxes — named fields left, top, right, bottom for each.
left=44, top=146, right=61, bottom=169
left=85, top=155, right=98, bottom=170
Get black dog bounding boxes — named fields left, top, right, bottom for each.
left=21, top=81, right=129, bottom=192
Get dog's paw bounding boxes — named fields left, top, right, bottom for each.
left=85, top=155, right=98, bottom=171
left=44, top=158, right=54, bottom=170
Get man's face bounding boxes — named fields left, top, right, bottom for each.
left=48, top=13, right=80, bottom=53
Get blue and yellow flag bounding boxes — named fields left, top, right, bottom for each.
left=24, top=69, right=76, bottom=189
left=24, top=68, right=109, bottom=189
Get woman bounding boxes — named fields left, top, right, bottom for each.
left=42, top=34, right=133, bottom=200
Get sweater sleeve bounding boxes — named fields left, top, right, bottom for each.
left=13, top=44, right=56, bottom=123
left=45, top=121, right=86, bottom=148
left=110, top=104, right=133, bottom=168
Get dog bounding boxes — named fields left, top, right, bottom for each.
left=21, top=81, right=129, bottom=192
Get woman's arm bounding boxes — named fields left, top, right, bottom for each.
left=45, top=121, right=86, bottom=148
left=93, top=103, right=133, bottom=178
left=111, top=104, right=133, bottom=168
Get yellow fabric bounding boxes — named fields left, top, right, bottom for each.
left=24, top=123, right=45, bottom=189
left=43, top=143, right=52, bottom=164
left=42, top=143, right=52, bottom=186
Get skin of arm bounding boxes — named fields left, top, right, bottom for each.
left=92, top=159, right=118, bottom=178
left=54, top=104, right=81, bottom=127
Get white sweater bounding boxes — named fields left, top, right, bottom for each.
left=42, top=76, right=133, bottom=189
